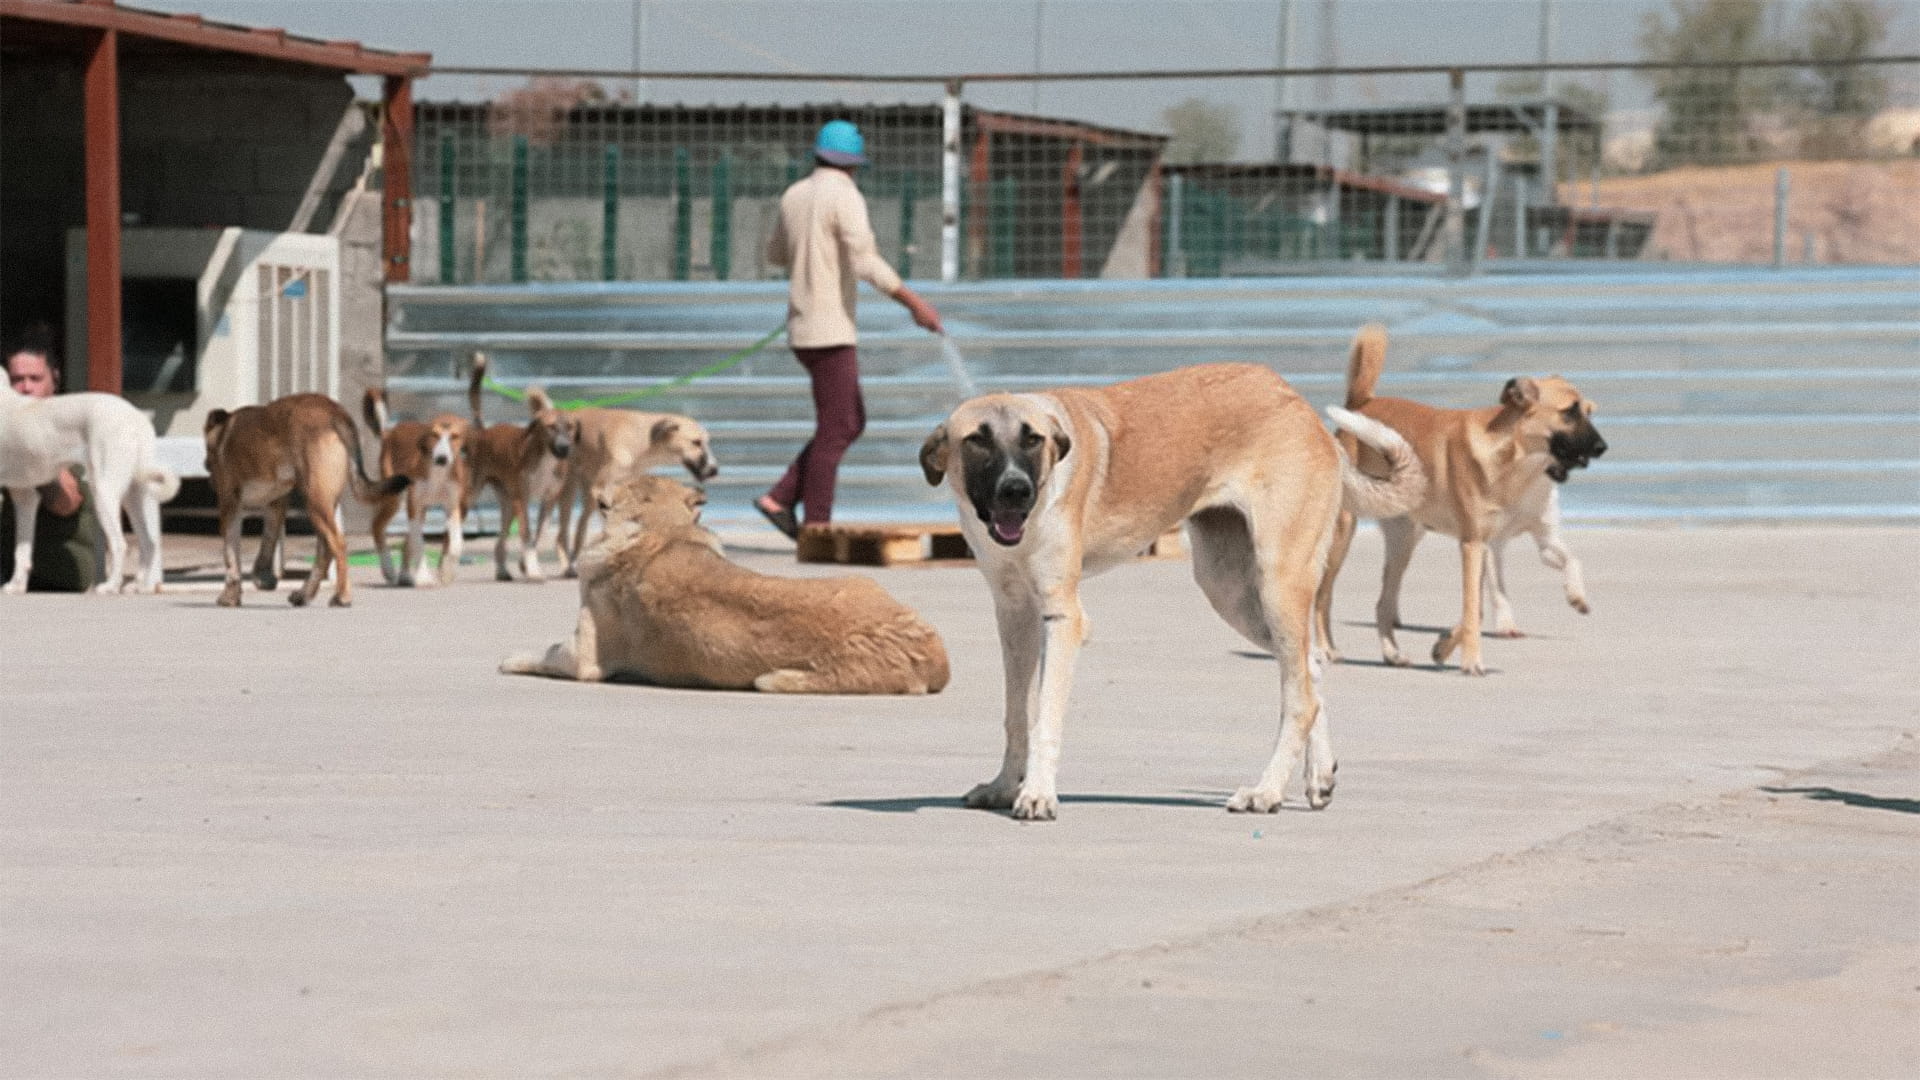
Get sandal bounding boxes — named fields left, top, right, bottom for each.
left=755, top=498, right=800, bottom=540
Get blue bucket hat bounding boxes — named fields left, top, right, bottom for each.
left=814, top=119, right=867, bottom=166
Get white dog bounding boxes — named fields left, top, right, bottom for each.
left=0, top=382, right=179, bottom=593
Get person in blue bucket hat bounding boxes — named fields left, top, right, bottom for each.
left=755, top=119, right=943, bottom=539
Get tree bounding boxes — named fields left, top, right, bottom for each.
left=1800, top=0, right=1889, bottom=115
left=1638, top=0, right=1783, bottom=166
left=1161, top=99, right=1241, bottom=164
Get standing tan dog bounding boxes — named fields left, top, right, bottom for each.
left=203, top=393, right=407, bottom=608
left=363, top=389, right=473, bottom=587
left=465, top=355, right=577, bottom=581
left=919, top=360, right=1425, bottom=820
left=1315, top=324, right=1607, bottom=676
left=553, top=406, right=719, bottom=577
left=502, top=474, right=949, bottom=693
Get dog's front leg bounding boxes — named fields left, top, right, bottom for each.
left=1012, top=590, right=1086, bottom=822
left=401, top=498, right=429, bottom=587
left=440, top=502, right=465, bottom=584
left=1484, top=541, right=1521, bottom=637
left=1533, top=509, right=1588, bottom=614
left=1434, top=538, right=1489, bottom=675
left=965, top=593, right=1042, bottom=811
left=3, top=486, right=38, bottom=594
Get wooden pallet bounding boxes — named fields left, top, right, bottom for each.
left=795, top=523, right=973, bottom=567
left=794, top=522, right=1187, bottom=567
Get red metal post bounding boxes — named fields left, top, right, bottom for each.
left=83, top=23, right=122, bottom=393
left=1060, top=142, right=1083, bottom=279
left=381, top=75, right=414, bottom=283
left=1145, top=161, right=1164, bottom=278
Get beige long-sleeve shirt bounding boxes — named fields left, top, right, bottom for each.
left=765, top=166, right=903, bottom=349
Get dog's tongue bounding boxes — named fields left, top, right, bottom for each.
left=990, top=510, right=1027, bottom=544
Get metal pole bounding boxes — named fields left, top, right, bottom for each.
left=1537, top=0, right=1557, bottom=207
left=1444, top=68, right=1467, bottom=273
left=509, top=135, right=528, bottom=284
left=899, top=170, right=916, bottom=280
left=673, top=147, right=691, bottom=281
left=710, top=152, right=732, bottom=281
left=1773, top=166, right=1789, bottom=269
left=1274, top=0, right=1295, bottom=162
left=602, top=144, right=619, bottom=281
left=1471, top=152, right=1498, bottom=273
left=1165, top=172, right=1186, bottom=277
left=440, top=135, right=456, bottom=284
left=1383, top=192, right=1398, bottom=262
left=1513, top=175, right=1527, bottom=258
left=940, top=80, right=962, bottom=284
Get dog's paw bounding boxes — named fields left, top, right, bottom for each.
left=1, top=580, right=25, bottom=596
left=1431, top=631, right=1459, bottom=665
left=91, top=580, right=123, bottom=595
left=1491, top=626, right=1525, bottom=639
left=1382, top=648, right=1411, bottom=668
left=1010, top=784, right=1058, bottom=821
left=1569, top=594, right=1590, bottom=615
left=1226, top=786, right=1286, bottom=813
left=495, top=567, right=515, bottom=582
left=753, top=669, right=815, bottom=693
left=1460, top=660, right=1488, bottom=677
left=963, top=777, right=1020, bottom=810
left=1304, top=768, right=1336, bottom=810
left=329, top=594, right=351, bottom=608
left=254, top=573, right=278, bottom=592
left=216, top=583, right=242, bottom=607
left=395, top=571, right=418, bottom=588
left=287, top=590, right=309, bottom=607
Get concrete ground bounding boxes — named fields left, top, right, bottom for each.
left=3, top=525, right=1916, bottom=1078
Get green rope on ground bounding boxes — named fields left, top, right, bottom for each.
left=482, top=324, right=787, bottom=411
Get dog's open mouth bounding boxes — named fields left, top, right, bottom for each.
left=1547, top=434, right=1596, bottom=484
left=988, top=509, right=1028, bottom=546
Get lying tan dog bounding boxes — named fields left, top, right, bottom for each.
left=465, top=354, right=577, bottom=581
left=554, top=406, right=718, bottom=577
left=363, top=389, right=473, bottom=587
left=1315, top=323, right=1608, bottom=676
left=203, top=393, right=407, bottom=608
left=919, top=356, right=1424, bottom=820
left=502, top=474, right=949, bottom=693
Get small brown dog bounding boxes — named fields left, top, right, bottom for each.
left=203, top=393, right=407, bottom=608
left=363, top=389, right=473, bottom=587
left=553, top=406, right=718, bottom=577
left=501, top=474, right=950, bottom=694
left=1316, top=324, right=1607, bottom=676
left=465, top=354, right=578, bottom=581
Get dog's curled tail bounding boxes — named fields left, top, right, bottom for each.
left=1328, top=405, right=1427, bottom=519
left=144, top=465, right=181, bottom=504
left=467, top=351, right=488, bottom=428
left=1344, top=322, right=1388, bottom=410
left=329, top=411, right=409, bottom=503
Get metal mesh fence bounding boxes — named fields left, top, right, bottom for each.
left=410, top=58, right=1919, bottom=283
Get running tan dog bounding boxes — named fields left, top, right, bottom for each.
left=1315, top=323, right=1607, bottom=676
left=363, top=389, right=473, bottom=587
left=466, top=354, right=577, bottom=581
left=203, top=393, right=407, bottom=608
left=554, top=406, right=718, bottom=577
left=502, top=474, right=949, bottom=693
left=919, top=360, right=1425, bottom=820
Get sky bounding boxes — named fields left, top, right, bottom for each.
left=133, top=0, right=1920, bottom=159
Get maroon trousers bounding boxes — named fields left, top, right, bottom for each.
left=766, top=344, right=865, bottom=525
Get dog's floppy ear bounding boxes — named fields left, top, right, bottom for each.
left=1051, top=421, right=1072, bottom=463
left=525, top=386, right=553, bottom=416
left=682, top=485, right=707, bottom=512
left=650, top=417, right=682, bottom=445
left=1500, top=376, right=1540, bottom=411
left=919, top=425, right=950, bottom=486
left=204, top=408, right=231, bottom=436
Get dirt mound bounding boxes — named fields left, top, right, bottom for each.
left=1565, top=159, right=1920, bottom=264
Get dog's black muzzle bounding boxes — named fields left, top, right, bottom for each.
left=1547, top=426, right=1608, bottom=483
left=971, top=475, right=1035, bottom=547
